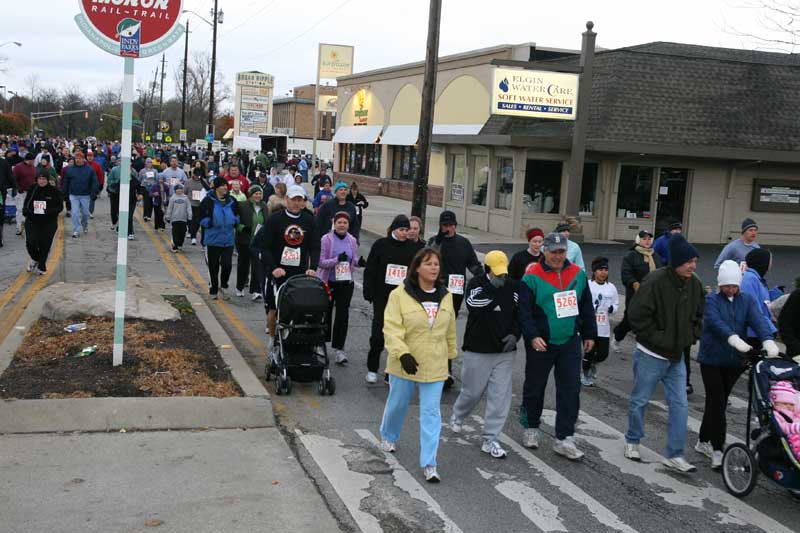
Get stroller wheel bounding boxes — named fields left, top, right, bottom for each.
left=722, top=442, right=758, bottom=498
left=326, top=377, right=336, bottom=396
left=319, top=377, right=335, bottom=396
left=265, top=362, right=272, bottom=380
left=283, top=376, right=292, bottom=395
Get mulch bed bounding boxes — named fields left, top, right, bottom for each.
left=0, top=296, right=242, bottom=399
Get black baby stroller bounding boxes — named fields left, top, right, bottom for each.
left=265, top=274, right=335, bottom=396
left=722, top=353, right=800, bottom=498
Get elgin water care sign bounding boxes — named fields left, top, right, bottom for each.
left=491, top=67, right=579, bottom=120
left=75, top=0, right=185, bottom=58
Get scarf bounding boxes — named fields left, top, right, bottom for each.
left=635, top=245, right=656, bottom=272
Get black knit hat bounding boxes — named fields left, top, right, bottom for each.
left=591, top=256, right=609, bottom=271
left=390, top=214, right=410, bottom=232
left=439, top=210, right=457, bottom=225
left=667, top=221, right=683, bottom=231
left=745, top=248, right=771, bottom=278
left=668, top=234, right=699, bottom=268
left=741, top=218, right=758, bottom=233
left=555, top=222, right=571, bottom=233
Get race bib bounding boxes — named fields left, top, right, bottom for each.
left=335, top=261, right=352, bottom=282
left=554, top=290, right=579, bottom=318
left=145, top=171, right=155, bottom=179
left=280, top=246, right=301, bottom=267
left=385, top=264, right=407, bottom=286
left=422, top=301, right=439, bottom=327
left=447, top=274, right=465, bottom=295
left=33, top=200, right=46, bottom=214
left=595, top=311, right=607, bottom=326
left=170, top=178, right=179, bottom=187
left=191, top=190, right=204, bottom=201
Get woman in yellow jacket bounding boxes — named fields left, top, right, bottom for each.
left=379, top=248, right=457, bottom=483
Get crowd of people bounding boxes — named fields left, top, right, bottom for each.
left=4, top=134, right=800, bottom=485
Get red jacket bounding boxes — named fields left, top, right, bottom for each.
left=87, top=159, right=105, bottom=187
left=225, top=174, right=249, bottom=195
left=12, top=161, right=36, bottom=193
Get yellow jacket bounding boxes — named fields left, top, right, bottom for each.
left=383, top=281, right=458, bottom=383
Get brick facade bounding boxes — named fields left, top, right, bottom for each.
left=333, top=172, right=444, bottom=207
left=272, top=84, right=337, bottom=140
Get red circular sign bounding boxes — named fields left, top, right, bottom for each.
left=80, top=0, right=183, bottom=47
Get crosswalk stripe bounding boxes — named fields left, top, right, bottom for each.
left=648, top=400, right=745, bottom=445
left=546, top=410, right=794, bottom=533
left=477, top=467, right=567, bottom=532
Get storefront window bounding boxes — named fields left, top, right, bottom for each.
left=523, top=160, right=562, bottom=214
left=580, top=162, right=599, bottom=215
left=471, top=154, right=490, bottom=206
left=341, top=143, right=381, bottom=177
left=494, top=157, right=513, bottom=210
left=450, top=154, right=466, bottom=202
left=616, top=165, right=654, bottom=219
left=391, top=146, right=417, bottom=180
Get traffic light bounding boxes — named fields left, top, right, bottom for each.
left=84, top=111, right=89, bottom=119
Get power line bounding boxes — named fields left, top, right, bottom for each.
left=263, top=0, right=355, bottom=54
left=222, top=0, right=278, bottom=36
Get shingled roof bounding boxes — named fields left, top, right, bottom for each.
left=478, top=42, right=800, bottom=158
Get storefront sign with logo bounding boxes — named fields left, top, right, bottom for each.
left=491, top=67, right=578, bottom=120
left=318, top=44, right=354, bottom=79
left=354, top=88, right=368, bottom=125
left=235, top=71, right=274, bottom=136
left=318, top=94, right=338, bottom=113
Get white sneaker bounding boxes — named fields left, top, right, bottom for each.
left=127, top=234, right=135, bottom=240
left=251, top=292, right=262, bottom=301
left=423, top=465, right=440, bottom=483
left=334, top=350, right=348, bottom=365
left=481, top=440, right=508, bottom=459
left=581, top=372, right=594, bottom=387
left=191, top=238, right=197, bottom=245
left=662, top=456, right=696, bottom=473
left=72, top=232, right=79, bottom=238
left=553, top=436, right=584, bottom=460
left=235, top=289, right=245, bottom=297
left=450, top=415, right=462, bottom=434
left=694, top=440, right=713, bottom=459
left=89, top=214, right=94, bottom=219
left=522, top=428, right=540, bottom=449
left=624, top=442, right=641, bottom=462
left=365, top=372, right=378, bottom=384
left=380, top=440, right=396, bottom=453
left=711, top=450, right=723, bottom=470
left=612, top=339, right=622, bottom=353
left=218, top=288, right=228, bottom=300
left=26, top=260, right=37, bottom=272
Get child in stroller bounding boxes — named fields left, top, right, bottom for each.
left=771, top=380, right=800, bottom=459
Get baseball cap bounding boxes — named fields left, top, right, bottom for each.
left=543, top=232, right=568, bottom=251
left=287, top=184, right=306, bottom=199
left=484, top=250, right=509, bottom=276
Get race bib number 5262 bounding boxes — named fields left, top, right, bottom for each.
left=554, top=290, right=578, bottom=318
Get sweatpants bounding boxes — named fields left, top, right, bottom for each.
left=109, top=192, right=120, bottom=225
left=520, top=336, right=582, bottom=440
left=698, top=363, right=746, bottom=451
left=24, top=219, right=58, bottom=271
left=206, top=245, right=233, bottom=295
left=188, top=205, right=201, bottom=239
left=326, top=281, right=354, bottom=350
left=142, top=194, right=153, bottom=219
left=171, top=221, right=187, bottom=248
left=367, top=299, right=388, bottom=372
left=235, top=241, right=252, bottom=291
left=153, top=204, right=165, bottom=230
left=380, top=375, right=445, bottom=468
left=452, top=350, right=515, bottom=442
left=583, top=337, right=610, bottom=372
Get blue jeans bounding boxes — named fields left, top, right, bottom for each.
left=69, top=195, right=91, bottom=234
left=625, top=348, right=688, bottom=459
left=380, top=375, right=444, bottom=468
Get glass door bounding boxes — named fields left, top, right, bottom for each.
left=655, top=168, right=688, bottom=236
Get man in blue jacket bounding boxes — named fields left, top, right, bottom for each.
left=62, top=151, right=100, bottom=238
left=198, top=177, right=241, bottom=300
left=653, top=221, right=682, bottom=265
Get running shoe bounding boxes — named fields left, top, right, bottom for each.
left=553, top=436, right=584, bottom=460
left=423, top=466, right=440, bottom=483
left=481, top=440, right=508, bottom=459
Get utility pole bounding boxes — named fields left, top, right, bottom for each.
left=411, top=0, right=442, bottom=235
left=207, top=0, right=219, bottom=152
left=181, top=18, right=190, bottom=132
left=158, top=53, right=167, bottom=123
left=142, top=65, right=159, bottom=140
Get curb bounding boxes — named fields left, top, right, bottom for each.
left=0, top=296, right=45, bottom=376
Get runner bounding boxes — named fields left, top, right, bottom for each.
left=555, top=222, right=585, bottom=270
left=347, top=181, right=368, bottom=238
left=22, top=172, right=63, bottom=274
left=106, top=156, right=137, bottom=232
left=518, top=232, right=596, bottom=460
left=739, top=248, right=781, bottom=349
left=199, top=177, right=241, bottom=300
left=11, top=153, right=36, bottom=235
left=508, top=227, right=544, bottom=281
left=62, top=151, right=99, bottom=238
left=150, top=175, right=170, bottom=232
left=713, top=217, right=760, bottom=269
left=316, top=181, right=359, bottom=238
left=363, top=215, right=423, bottom=383
left=165, top=184, right=191, bottom=252
left=138, top=158, right=158, bottom=221
left=184, top=167, right=209, bottom=246
left=407, top=216, right=424, bottom=246
left=85, top=150, right=105, bottom=218
left=317, top=211, right=360, bottom=365
left=583, top=257, right=619, bottom=386
left=653, top=221, right=682, bottom=264
left=235, top=185, right=267, bottom=299
left=614, top=230, right=662, bottom=351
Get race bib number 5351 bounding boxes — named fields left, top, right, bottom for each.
left=554, top=290, right=578, bottom=318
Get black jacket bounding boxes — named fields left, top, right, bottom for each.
left=250, top=208, right=320, bottom=278
left=779, top=289, right=800, bottom=357
left=621, top=246, right=663, bottom=305
left=363, top=236, right=424, bottom=304
left=316, top=198, right=359, bottom=238
left=236, top=200, right=268, bottom=246
left=427, top=232, right=482, bottom=281
left=22, top=183, right=63, bottom=222
left=0, top=157, right=13, bottom=198
left=462, top=275, right=521, bottom=353
left=508, top=248, right=543, bottom=281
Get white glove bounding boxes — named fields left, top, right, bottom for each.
left=793, top=354, right=800, bottom=365
left=763, top=339, right=780, bottom=358
left=727, top=334, right=752, bottom=353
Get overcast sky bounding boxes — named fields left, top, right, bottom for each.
left=0, top=0, right=786, bottom=110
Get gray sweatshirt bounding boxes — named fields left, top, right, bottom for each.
left=184, top=178, right=207, bottom=207
left=165, top=193, right=192, bottom=223
left=714, top=238, right=760, bottom=269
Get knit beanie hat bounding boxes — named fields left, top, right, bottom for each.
left=591, top=256, right=609, bottom=271
left=249, top=184, right=263, bottom=196
left=745, top=248, right=771, bottom=278
left=526, top=227, right=544, bottom=241
left=717, top=260, right=742, bottom=286
left=741, top=218, right=758, bottom=233
left=770, top=381, right=798, bottom=409
left=334, top=211, right=351, bottom=223
left=333, top=181, right=348, bottom=192
left=390, top=214, right=411, bottom=232
left=555, top=222, right=571, bottom=233
left=212, top=177, right=228, bottom=190
left=667, top=234, right=699, bottom=268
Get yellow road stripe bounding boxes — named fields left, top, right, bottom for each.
left=0, top=270, right=30, bottom=317
left=135, top=210, right=196, bottom=291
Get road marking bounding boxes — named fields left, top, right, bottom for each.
left=136, top=211, right=196, bottom=290
left=545, top=410, right=795, bottom=533
left=477, top=468, right=567, bottom=532
left=648, top=400, right=744, bottom=445
left=355, top=429, right=463, bottom=533
left=0, top=270, right=30, bottom=317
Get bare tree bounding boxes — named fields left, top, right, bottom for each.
left=726, top=1, right=800, bottom=52
left=170, top=51, right=231, bottom=139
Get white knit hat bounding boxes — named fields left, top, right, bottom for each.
left=717, top=260, right=742, bottom=286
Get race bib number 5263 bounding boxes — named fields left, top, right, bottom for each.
left=554, top=290, right=578, bottom=318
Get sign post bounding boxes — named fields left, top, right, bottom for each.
left=313, top=44, right=353, bottom=174
left=75, top=0, right=185, bottom=367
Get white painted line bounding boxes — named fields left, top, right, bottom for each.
left=355, top=429, right=463, bottom=533
left=547, top=410, right=794, bottom=533
left=648, top=400, right=744, bottom=445
left=298, top=433, right=382, bottom=533
left=477, top=468, right=567, bottom=532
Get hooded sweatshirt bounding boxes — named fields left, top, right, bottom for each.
left=22, top=183, right=63, bottom=223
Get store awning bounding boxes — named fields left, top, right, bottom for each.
left=379, top=125, right=418, bottom=146
left=222, top=128, right=235, bottom=140
left=432, top=124, right=484, bottom=135
left=332, top=125, right=383, bottom=144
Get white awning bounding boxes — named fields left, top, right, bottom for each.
left=222, top=127, right=235, bottom=140
left=379, top=125, right=418, bottom=146
left=432, top=124, right=484, bottom=135
left=332, top=125, right=383, bottom=144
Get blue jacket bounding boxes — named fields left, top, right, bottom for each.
left=198, top=193, right=240, bottom=248
left=740, top=269, right=779, bottom=337
left=62, top=163, right=99, bottom=197
left=698, top=291, right=775, bottom=367
left=653, top=232, right=671, bottom=264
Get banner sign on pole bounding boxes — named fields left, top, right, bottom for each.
left=318, top=44, right=354, bottom=79
left=317, top=95, right=338, bottom=113
left=491, top=67, right=578, bottom=120
left=179, top=129, right=187, bottom=141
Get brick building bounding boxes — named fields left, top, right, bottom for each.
left=272, top=84, right=337, bottom=140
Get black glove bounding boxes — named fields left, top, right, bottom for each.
left=399, top=353, right=418, bottom=375
left=607, top=305, right=614, bottom=315
left=501, top=334, right=517, bottom=352
left=165, top=218, right=171, bottom=224
left=337, top=252, right=348, bottom=262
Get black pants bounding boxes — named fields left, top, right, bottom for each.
left=614, top=312, right=632, bottom=342
left=521, top=336, right=582, bottom=440
left=153, top=204, right=165, bottom=229
left=326, top=281, right=354, bottom=350
left=143, top=194, right=153, bottom=219
left=683, top=346, right=692, bottom=385
left=172, top=221, right=187, bottom=248
left=126, top=202, right=135, bottom=235
left=24, top=218, right=58, bottom=271
left=368, top=299, right=388, bottom=372
left=235, top=241, right=252, bottom=291
left=189, top=205, right=200, bottom=239
left=698, top=363, right=746, bottom=451
left=206, top=245, right=233, bottom=295
left=110, top=192, right=120, bottom=225
left=583, top=337, right=610, bottom=372
left=64, top=195, right=71, bottom=214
